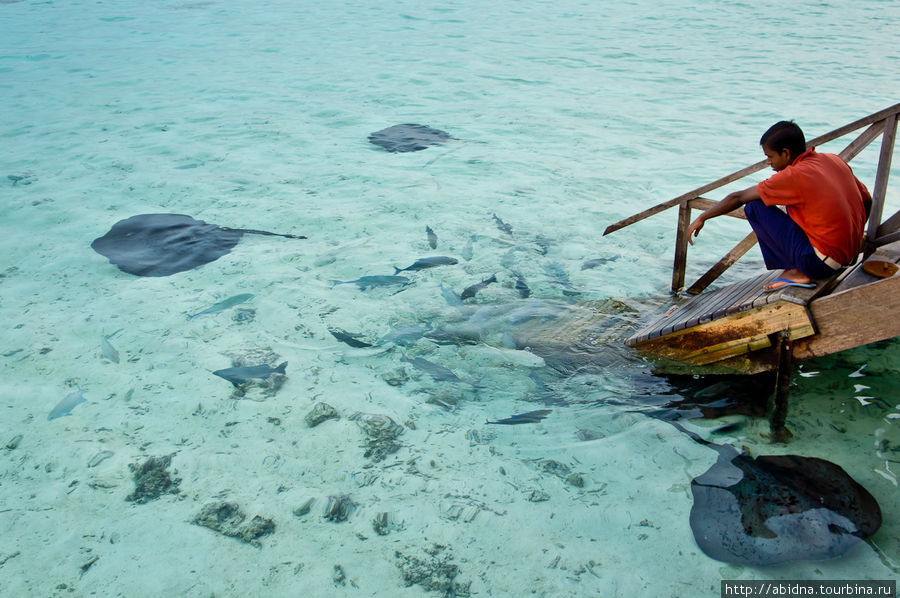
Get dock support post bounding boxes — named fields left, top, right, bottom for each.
left=768, top=332, right=794, bottom=442
left=672, top=203, right=691, bottom=293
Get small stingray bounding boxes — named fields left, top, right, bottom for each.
left=368, top=124, right=451, bottom=153
left=690, top=444, right=882, bottom=566
left=486, top=409, right=551, bottom=425
left=91, top=214, right=305, bottom=277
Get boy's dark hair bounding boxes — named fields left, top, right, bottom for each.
left=760, top=121, right=806, bottom=159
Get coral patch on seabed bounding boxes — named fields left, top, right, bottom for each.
left=395, top=544, right=471, bottom=597
left=125, top=455, right=181, bottom=504
left=192, top=501, right=276, bottom=546
left=350, top=412, right=404, bottom=462
left=305, top=402, right=339, bottom=427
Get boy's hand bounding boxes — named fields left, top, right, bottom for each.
left=687, top=216, right=705, bottom=245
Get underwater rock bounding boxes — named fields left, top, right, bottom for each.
left=293, top=497, right=316, bottom=517
left=231, top=307, right=256, bottom=323
left=381, top=367, right=410, bottom=387
left=126, top=455, right=181, bottom=504
left=333, top=564, right=347, bottom=586
left=368, top=124, right=451, bottom=153
left=395, top=544, right=470, bottom=597
left=192, top=501, right=275, bottom=546
left=532, top=458, right=584, bottom=486
left=324, top=494, right=357, bottom=522
left=350, top=412, right=404, bottom=462
left=373, top=512, right=404, bottom=536
left=525, top=489, right=550, bottom=502
left=305, top=402, right=339, bottom=427
left=566, top=472, right=585, bottom=487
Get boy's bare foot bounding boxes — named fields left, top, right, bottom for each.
left=764, top=269, right=813, bottom=291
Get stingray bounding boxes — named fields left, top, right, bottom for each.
left=689, top=440, right=882, bottom=566
left=91, top=214, right=305, bottom=277
left=368, top=124, right=451, bottom=152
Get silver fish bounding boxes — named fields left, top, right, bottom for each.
left=212, top=361, right=287, bottom=386
left=330, top=275, right=410, bottom=290
left=188, top=293, right=254, bottom=318
left=461, top=235, right=475, bottom=261
left=439, top=282, right=463, bottom=306
left=460, top=274, right=497, bottom=301
left=492, top=213, right=513, bottom=235
left=513, top=272, right=531, bottom=298
left=329, top=328, right=373, bottom=348
left=401, top=355, right=462, bottom=383
left=426, top=225, right=438, bottom=249
left=393, top=256, right=458, bottom=275
left=48, top=388, right=87, bottom=421
left=486, top=409, right=551, bottom=425
left=100, top=335, right=119, bottom=363
left=581, top=257, right=614, bottom=270
left=379, top=323, right=432, bottom=346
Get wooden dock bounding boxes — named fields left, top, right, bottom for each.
left=603, top=103, right=900, bottom=376
left=626, top=242, right=900, bottom=374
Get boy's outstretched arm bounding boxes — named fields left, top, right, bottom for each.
left=686, top=185, right=760, bottom=245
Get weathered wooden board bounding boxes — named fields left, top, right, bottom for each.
left=791, top=247, right=900, bottom=360
left=631, top=302, right=815, bottom=366
left=791, top=275, right=899, bottom=360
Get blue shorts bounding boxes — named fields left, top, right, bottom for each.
left=743, top=200, right=839, bottom=279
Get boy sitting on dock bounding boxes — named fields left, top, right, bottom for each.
left=687, top=121, right=872, bottom=291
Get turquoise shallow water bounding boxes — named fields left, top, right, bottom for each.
left=1, top=0, right=899, bottom=595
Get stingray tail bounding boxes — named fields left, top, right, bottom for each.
left=222, top=227, right=307, bottom=240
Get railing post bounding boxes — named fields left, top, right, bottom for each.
left=672, top=202, right=691, bottom=293
left=866, top=114, right=897, bottom=253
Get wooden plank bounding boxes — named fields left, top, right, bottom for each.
left=632, top=301, right=815, bottom=365
left=688, top=198, right=747, bottom=219
left=628, top=291, right=721, bottom=344
left=865, top=114, right=897, bottom=244
left=805, top=103, right=900, bottom=149
left=695, top=281, right=753, bottom=325
left=686, top=232, right=758, bottom=295
left=828, top=242, right=900, bottom=294
left=876, top=208, right=900, bottom=240
left=603, top=161, right=767, bottom=236
left=875, top=229, right=900, bottom=247
left=725, top=271, right=779, bottom=315
left=838, top=121, right=886, bottom=162
left=667, top=285, right=736, bottom=333
left=672, top=203, right=692, bottom=292
left=792, top=274, right=900, bottom=360
left=695, top=272, right=771, bottom=325
left=603, top=103, right=900, bottom=236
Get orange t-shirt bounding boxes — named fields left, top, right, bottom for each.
left=756, top=149, right=870, bottom=265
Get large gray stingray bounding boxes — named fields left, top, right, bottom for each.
left=368, top=124, right=451, bottom=152
left=689, top=443, right=882, bottom=566
left=91, top=213, right=304, bottom=277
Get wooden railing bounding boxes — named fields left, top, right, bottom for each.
left=604, top=103, right=900, bottom=294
